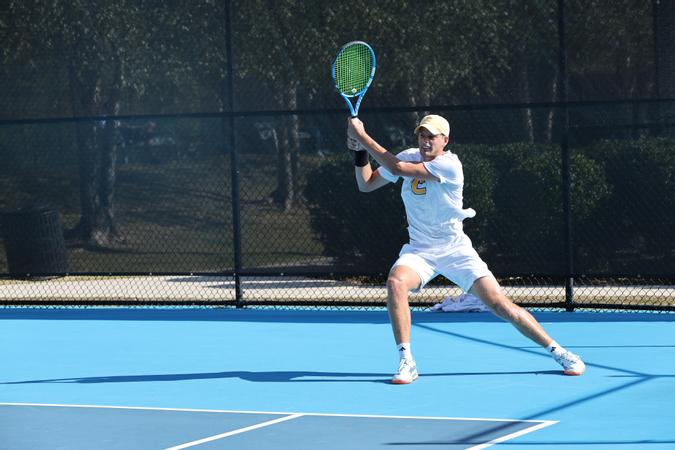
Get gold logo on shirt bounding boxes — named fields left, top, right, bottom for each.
left=411, top=179, right=426, bottom=195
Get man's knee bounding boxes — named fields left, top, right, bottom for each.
left=387, top=268, right=419, bottom=297
left=482, top=292, right=518, bottom=320
left=387, top=274, right=407, bottom=295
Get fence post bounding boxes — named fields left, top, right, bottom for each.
left=224, top=0, right=243, bottom=307
left=558, top=0, right=575, bottom=311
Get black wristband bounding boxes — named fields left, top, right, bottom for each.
left=354, top=150, right=369, bottom=167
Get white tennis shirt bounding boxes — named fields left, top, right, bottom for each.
left=378, top=148, right=476, bottom=248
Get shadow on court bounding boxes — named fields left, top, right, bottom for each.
left=1, top=308, right=673, bottom=449
left=1, top=370, right=563, bottom=385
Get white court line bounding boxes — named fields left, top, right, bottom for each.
left=0, top=402, right=552, bottom=423
left=466, top=420, right=558, bottom=450
left=163, top=413, right=303, bottom=450
left=0, top=402, right=558, bottom=449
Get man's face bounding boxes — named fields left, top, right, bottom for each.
left=417, top=127, right=449, bottom=161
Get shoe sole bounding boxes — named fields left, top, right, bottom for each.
left=391, top=374, right=419, bottom=384
left=564, top=369, right=585, bottom=376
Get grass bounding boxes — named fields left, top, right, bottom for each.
left=0, top=152, right=326, bottom=274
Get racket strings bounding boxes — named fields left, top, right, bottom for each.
left=335, top=43, right=373, bottom=96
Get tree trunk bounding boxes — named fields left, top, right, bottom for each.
left=274, top=86, right=300, bottom=211
left=69, top=118, right=122, bottom=246
left=66, top=66, right=123, bottom=246
left=94, top=119, right=121, bottom=245
left=546, top=76, right=559, bottom=143
left=70, top=121, right=98, bottom=241
left=57, top=3, right=127, bottom=248
left=275, top=124, right=294, bottom=211
left=521, top=64, right=535, bottom=143
left=406, top=83, right=423, bottom=128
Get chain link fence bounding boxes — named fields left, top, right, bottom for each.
left=0, top=1, right=673, bottom=310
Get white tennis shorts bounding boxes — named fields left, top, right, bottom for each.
left=391, top=239, right=493, bottom=293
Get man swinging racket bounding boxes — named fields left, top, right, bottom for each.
left=347, top=114, right=586, bottom=384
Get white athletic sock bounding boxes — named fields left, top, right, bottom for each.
left=546, top=341, right=565, bottom=356
left=397, top=343, right=413, bottom=361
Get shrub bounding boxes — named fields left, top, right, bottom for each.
left=304, top=154, right=406, bottom=271
left=459, top=143, right=610, bottom=274
left=580, top=138, right=675, bottom=274
left=305, top=143, right=611, bottom=277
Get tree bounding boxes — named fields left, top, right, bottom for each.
left=566, top=0, right=656, bottom=100
left=1, top=0, right=227, bottom=246
left=498, top=1, right=559, bottom=143
left=234, top=1, right=340, bottom=211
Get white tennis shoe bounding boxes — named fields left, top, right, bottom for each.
left=392, top=358, right=419, bottom=384
left=553, top=349, right=586, bottom=376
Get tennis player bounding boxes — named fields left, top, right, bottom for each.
left=347, top=115, right=586, bottom=384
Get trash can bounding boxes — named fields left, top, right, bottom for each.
left=1, top=204, right=69, bottom=279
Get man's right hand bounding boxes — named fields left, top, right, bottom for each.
left=347, top=137, right=364, bottom=151
left=347, top=117, right=366, bottom=140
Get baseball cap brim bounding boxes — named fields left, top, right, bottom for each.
left=414, top=124, right=444, bottom=136
left=413, top=115, right=450, bottom=136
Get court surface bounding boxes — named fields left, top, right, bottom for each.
left=1, top=308, right=673, bottom=449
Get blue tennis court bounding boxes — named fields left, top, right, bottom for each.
left=1, top=308, right=674, bottom=449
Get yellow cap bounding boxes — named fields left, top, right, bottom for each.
left=414, top=115, right=450, bottom=136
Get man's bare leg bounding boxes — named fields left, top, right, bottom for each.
left=469, top=275, right=553, bottom=346
left=470, top=275, right=586, bottom=375
left=386, top=265, right=421, bottom=345
left=386, top=265, right=422, bottom=383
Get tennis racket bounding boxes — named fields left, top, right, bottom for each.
left=331, top=41, right=376, bottom=117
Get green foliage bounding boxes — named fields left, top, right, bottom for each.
left=580, top=138, right=675, bottom=273
left=453, top=142, right=610, bottom=274
left=305, top=142, right=612, bottom=275
left=1, top=1, right=672, bottom=276
left=453, top=145, right=497, bottom=249
left=304, top=154, right=406, bottom=270
left=1, top=0, right=227, bottom=116
left=474, top=143, right=610, bottom=274
left=567, top=0, right=655, bottom=98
